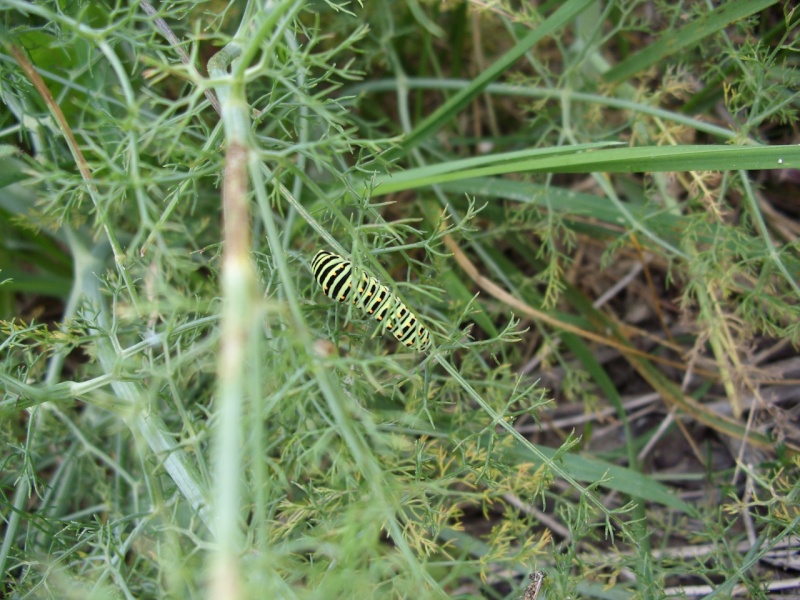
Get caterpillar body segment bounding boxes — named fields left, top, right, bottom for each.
left=312, top=250, right=432, bottom=352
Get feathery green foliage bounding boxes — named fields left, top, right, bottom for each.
left=1, top=1, right=799, bottom=598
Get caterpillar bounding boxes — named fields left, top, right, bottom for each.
left=312, top=250, right=432, bottom=352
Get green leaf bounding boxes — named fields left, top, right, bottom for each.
left=603, top=0, right=779, bottom=83
left=369, top=144, right=800, bottom=196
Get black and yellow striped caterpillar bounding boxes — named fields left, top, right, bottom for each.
left=312, top=250, right=432, bottom=352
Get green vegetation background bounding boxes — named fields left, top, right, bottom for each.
left=1, top=1, right=799, bottom=598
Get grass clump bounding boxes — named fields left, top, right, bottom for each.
left=1, top=1, right=799, bottom=598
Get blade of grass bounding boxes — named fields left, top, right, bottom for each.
left=371, top=144, right=800, bottom=196
left=501, top=436, right=694, bottom=514
left=438, top=180, right=800, bottom=277
left=387, top=0, right=596, bottom=160
left=603, top=0, right=778, bottom=83
left=347, top=79, right=742, bottom=141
